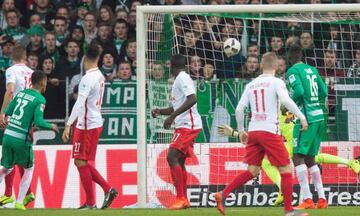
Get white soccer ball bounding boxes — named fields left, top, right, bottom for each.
left=223, top=38, right=241, bottom=58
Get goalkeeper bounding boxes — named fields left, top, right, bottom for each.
left=218, top=110, right=360, bottom=206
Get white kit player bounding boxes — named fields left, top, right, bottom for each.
left=152, top=54, right=202, bottom=210
left=0, top=45, right=35, bottom=207
left=62, top=43, right=117, bottom=210
left=214, top=52, right=308, bottom=216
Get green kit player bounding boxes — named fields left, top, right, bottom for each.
left=287, top=45, right=328, bottom=209
left=0, top=70, right=59, bottom=210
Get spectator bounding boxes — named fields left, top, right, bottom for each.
left=240, top=54, right=259, bottom=79
left=102, top=0, right=131, bottom=12
left=189, top=55, right=203, bottom=80
left=114, top=19, right=129, bottom=55
left=285, top=35, right=299, bottom=48
left=27, top=51, right=39, bottom=70
left=40, top=31, right=61, bottom=64
left=203, top=63, right=215, bottom=80
left=116, top=61, right=133, bottom=81
left=26, top=24, right=44, bottom=56
left=94, top=22, right=117, bottom=56
left=324, top=25, right=351, bottom=68
left=39, top=55, right=63, bottom=119
left=0, top=36, right=14, bottom=72
left=75, top=2, right=91, bottom=27
left=119, top=37, right=136, bottom=72
left=247, top=43, right=259, bottom=58
left=83, top=12, right=97, bottom=44
left=66, top=25, right=86, bottom=56
left=100, top=50, right=117, bottom=81
left=53, top=16, right=68, bottom=46
left=128, top=10, right=136, bottom=35
left=115, top=9, right=128, bottom=22
left=300, top=31, right=323, bottom=67
left=99, top=5, right=115, bottom=27
left=29, top=13, right=42, bottom=27
left=54, top=39, right=81, bottom=81
left=347, top=47, right=360, bottom=78
left=53, top=5, right=73, bottom=30
left=269, top=35, right=285, bottom=56
left=3, top=9, right=26, bottom=43
left=0, top=0, right=15, bottom=30
left=24, top=0, right=54, bottom=27
left=151, top=63, right=165, bottom=80
left=276, top=56, right=286, bottom=79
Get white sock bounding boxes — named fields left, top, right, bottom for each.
left=0, top=166, right=13, bottom=184
left=309, top=165, right=325, bottom=199
left=17, top=167, right=34, bottom=204
left=295, top=164, right=312, bottom=200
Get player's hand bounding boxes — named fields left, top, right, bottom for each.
left=62, top=125, right=71, bottom=143
left=0, top=114, right=6, bottom=129
left=239, top=131, right=248, bottom=144
left=217, top=124, right=237, bottom=137
left=300, top=119, right=308, bottom=131
left=163, top=115, right=174, bottom=129
left=151, top=108, right=161, bottom=118
left=51, top=123, right=59, bottom=133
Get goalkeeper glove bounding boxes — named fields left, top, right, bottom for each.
left=217, top=124, right=239, bottom=138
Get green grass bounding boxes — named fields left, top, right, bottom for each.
left=0, top=207, right=358, bottom=216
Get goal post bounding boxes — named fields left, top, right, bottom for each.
left=137, top=3, right=360, bottom=208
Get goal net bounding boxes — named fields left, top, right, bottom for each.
left=137, top=4, right=360, bottom=208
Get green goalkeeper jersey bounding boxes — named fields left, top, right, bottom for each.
left=4, top=88, right=52, bottom=142
left=286, top=62, right=328, bottom=123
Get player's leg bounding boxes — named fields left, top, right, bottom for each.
left=18, top=166, right=35, bottom=207
left=72, top=128, right=96, bottom=209
left=262, top=157, right=284, bottom=206
left=305, top=122, right=327, bottom=209
left=0, top=136, right=16, bottom=206
left=167, top=147, right=186, bottom=209
left=15, top=166, right=34, bottom=210
left=292, top=123, right=315, bottom=209
left=215, top=131, right=263, bottom=215
left=315, top=153, right=360, bottom=174
left=178, top=157, right=190, bottom=208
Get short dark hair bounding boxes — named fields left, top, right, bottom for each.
left=54, top=16, right=67, bottom=23
left=85, top=42, right=100, bottom=60
left=31, top=70, right=47, bottom=85
left=171, top=54, right=186, bottom=70
left=287, top=44, right=303, bottom=66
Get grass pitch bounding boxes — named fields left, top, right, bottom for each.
left=0, top=207, right=358, bottom=216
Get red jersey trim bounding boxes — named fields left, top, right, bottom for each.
left=84, top=98, right=88, bottom=130
left=189, top=109, right=194, bottom=130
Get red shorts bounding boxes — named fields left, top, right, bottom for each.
left=170, top=128, right=201, bottom=157
left=71, top=127, right=102, bottom=161
left=245, top=131, right=290, bottom=167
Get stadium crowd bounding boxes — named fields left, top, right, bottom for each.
left=0, top=0, right=359, bottom=121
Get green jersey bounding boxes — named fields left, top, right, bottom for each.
left=286, top=62, right=328, bottom=123
left=4, top=88, right=52, bottom=142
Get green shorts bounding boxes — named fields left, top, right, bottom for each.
left=1, top=135, right=34, bottom=169
left=293, top=121, right=322, bottom=156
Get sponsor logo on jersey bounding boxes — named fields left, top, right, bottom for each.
left=288, top=74, right=296, bottom=84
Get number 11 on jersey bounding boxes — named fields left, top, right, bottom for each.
left=253, top=89, right=265, bottom=112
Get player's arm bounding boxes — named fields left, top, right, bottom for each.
left=34, top=102, right=59, bottom=132
left=163, top=94, right=197, bottom=129
left=316, top=73, right=328, bottom=100
left=0, top=83, right=15, bottom=127
left=286, top=69, right=304, bottom=103
left=152, top=106, right=174, bottom=117
left=4, top=94, right=16, bottom=117
left=235, top=87, right=249, bottom=143
left=217, top=124, right=241, bottom=140
left=276, top=80, right=308, bottom=131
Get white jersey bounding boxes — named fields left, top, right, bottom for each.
left=5, top=63, right=34, bottom=94
left=171, top=71, right=202, bottom=130
left=236, top=74, right=305, bottom=135
left=75, top=68, right=105, bottom=130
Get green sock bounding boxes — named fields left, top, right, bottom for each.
left=261, top=158, right=281, bottom=191
left=315, top=153, right=349, bottom=165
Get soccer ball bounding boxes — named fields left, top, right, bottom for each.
left=223, top=38, right=241, bottom=57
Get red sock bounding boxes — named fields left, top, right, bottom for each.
left=183, top=170, right=187, bottom=199
left=18, top=166, right=32, bottom=195
left=281, top=173, right=294, bottom=212
left=77, top=165, right=95, bottom=206
left=4, top=169, right=15, bottom=196
left=223, top=170, right=254, bottom=198
left=170, top=165, right=184, bottom=198
left=88, top=164, right=111, bottom=193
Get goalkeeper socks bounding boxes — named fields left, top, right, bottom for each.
left=261, top=159, right=281, bottom=190
left=295, top=164, right=312, bottom=200
left=223, top=170, right=253, bottom=198
left=4, top=168, right=15, bottom=197
left=88, top=164, right=111, bottom=193
left=18, top=166, right=33, bottom=195
left=309, top=165, right=325, bottom=199
left=315, top=153, right=349, bottom=165
left=280, top=173, right=294, bottom=212
left=183, top=170, right=188, bottom=199
left=17, top=167, right=33, bottom=203
left=170, top=165, right=184, bottom=198
left=77, top=165, right=95, bottom=205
